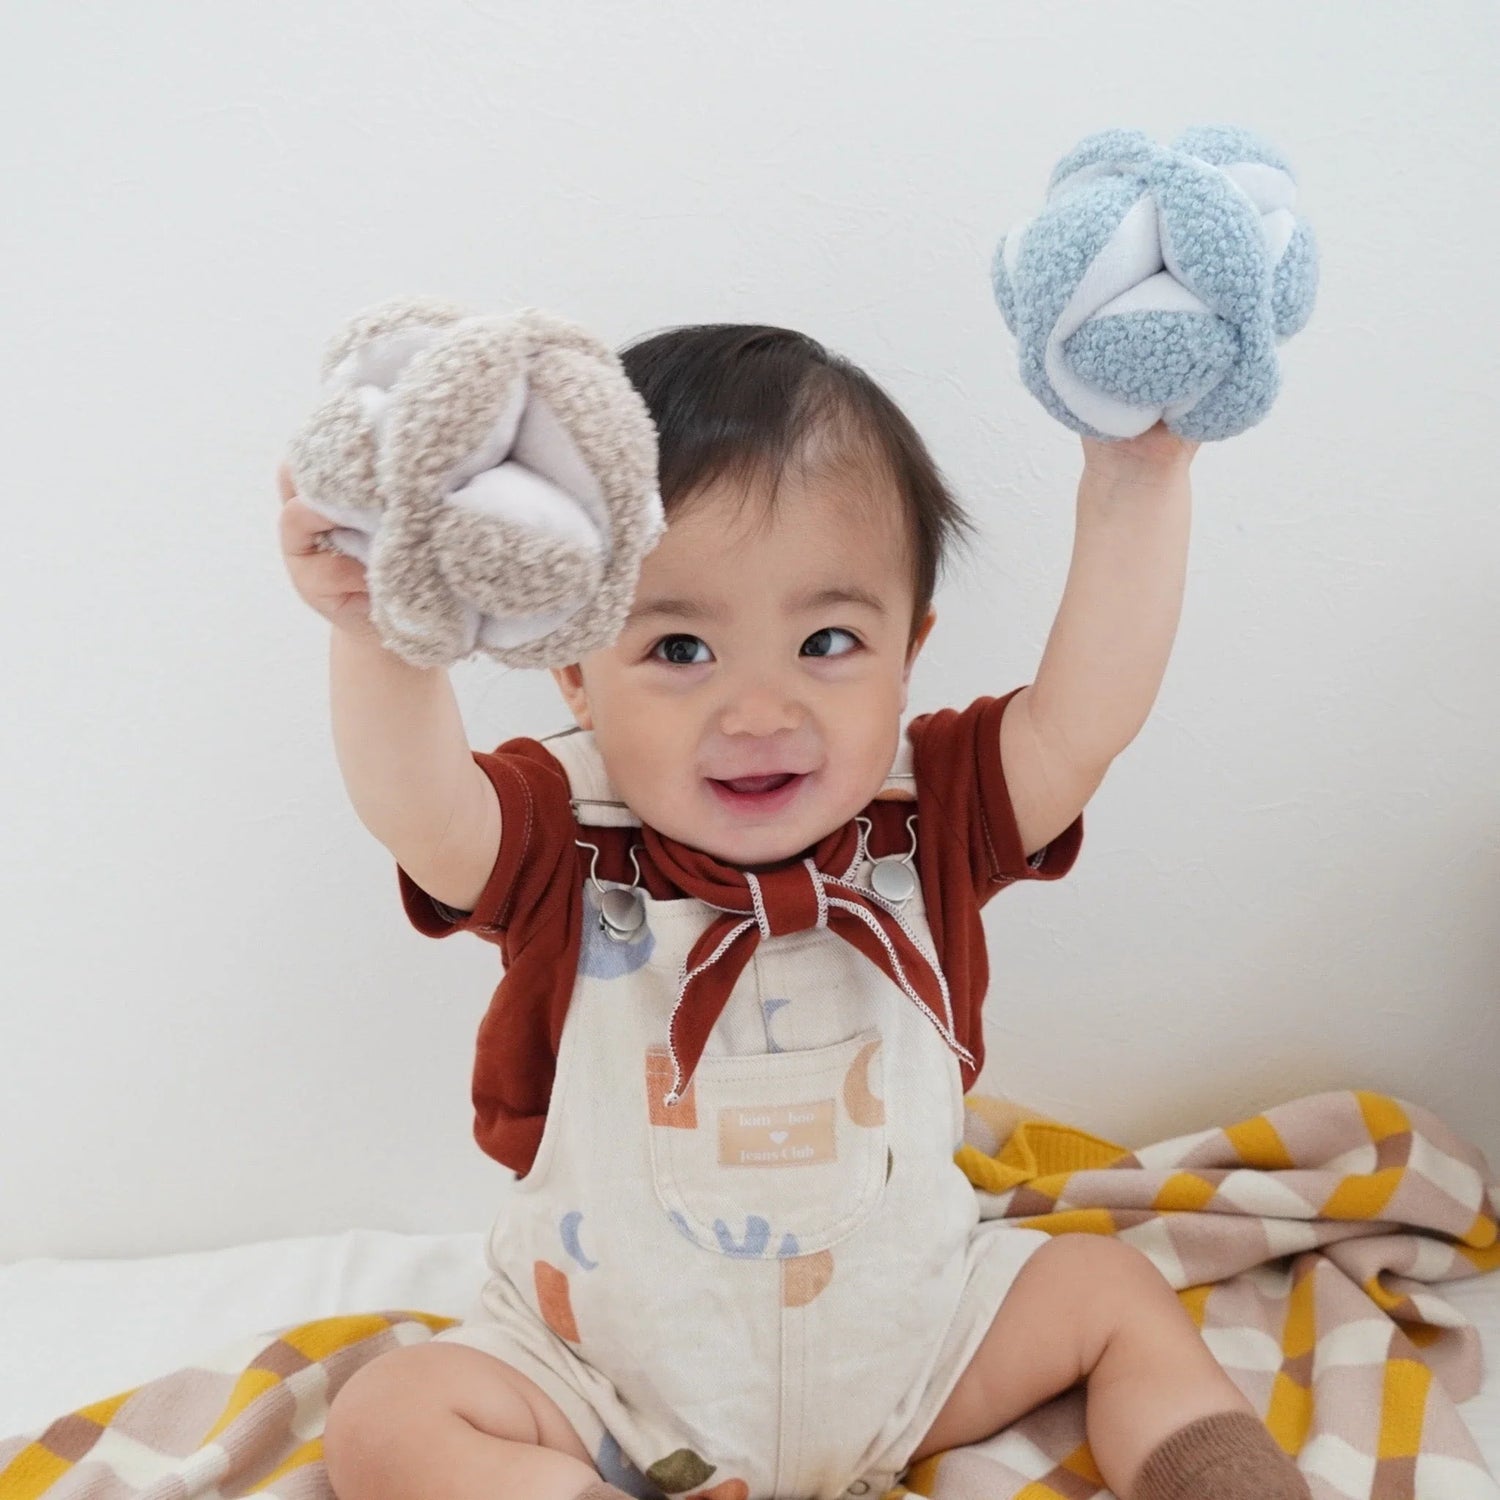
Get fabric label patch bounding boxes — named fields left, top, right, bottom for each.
left=718, top=1099, right=836, bottom=1167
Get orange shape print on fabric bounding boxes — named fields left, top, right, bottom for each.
left=781, top=1248, right=834, bottom=1307
left=843, top=1037, right=885, bottom=1127
left=533, top=1260, right=580, bottom=1342
left=688, top=1483, right=750, bottom=1500
left=646, top=1046, right=698, bottom=1127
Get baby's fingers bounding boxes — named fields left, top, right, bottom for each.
left=303, top=545, right=369, bottom=591
left=278, top=492, right=343, bottom=557
left=276, top=461, right=322, bottom=551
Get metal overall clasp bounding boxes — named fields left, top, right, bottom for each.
left=575, top=836, right=648, bottom=942
left=854, top=812, right=918, bottom=905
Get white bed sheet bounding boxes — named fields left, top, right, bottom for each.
left=0, top=1229, right=489, bottom=1438
left=3, top=1229, right=1499, bottom=1476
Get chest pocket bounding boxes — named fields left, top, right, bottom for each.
left=647, top=1027, right=889, bottom=1258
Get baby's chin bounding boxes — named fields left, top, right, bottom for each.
left=641, top=816, right=828, bottom=869
left=631, top=776, right=888, bottom=870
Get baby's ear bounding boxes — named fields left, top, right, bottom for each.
left=550, top=665, right=593, bottom=731
left=902, top=607, right=938, bottom=694
left=900, top=608, right=937, bottom=714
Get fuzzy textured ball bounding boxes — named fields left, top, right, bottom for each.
left=287, top=296, right=665, bottom=670
left=992, top=124, right=1318, bottom=441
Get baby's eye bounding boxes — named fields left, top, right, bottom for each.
left=651, top=630, right=714, bottom=666
left=804, top=630, right=864, bottom=660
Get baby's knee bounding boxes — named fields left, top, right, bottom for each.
left=323, top=1342, right=535, bottom=1500
left=324, top=1348, right=425, bottom=1498
left=1033, top=1234, right=1176, bottom=1366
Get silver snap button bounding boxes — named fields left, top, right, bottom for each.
left=856, top=813, right=918, bottom=908
left=869, top=857, right=916, bottom=903
left=848, top=1483, right=871, bottom=1495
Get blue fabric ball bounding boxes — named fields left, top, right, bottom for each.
left=991, top=124, right=1318, bottom=441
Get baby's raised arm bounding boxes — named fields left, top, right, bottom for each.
left=1001, top=425, right=1198, bottom=855
left=278, top=465, right=501, bottom=911
left=329, top=628, right=500, bottom=912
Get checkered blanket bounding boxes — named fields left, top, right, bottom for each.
left=3, top=1089, right=1497, bottom=1500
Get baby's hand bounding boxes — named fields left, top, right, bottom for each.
left=1080, top=421, right=1200, bottom=490
left=276, top=462, right=383, bottom=646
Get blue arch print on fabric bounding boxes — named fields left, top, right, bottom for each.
left=760, top=996, right=791, bottom=1053
left=594, top=1430, right=667, bottom=1500
left=712, top=1216, right=771, bottom=1257
left=667, top=1211, right=801, bottom=1259
left=559, top=1210, right=600, bottom=1270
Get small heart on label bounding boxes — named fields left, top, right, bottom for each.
left=769, top=1130, right=789, bottom=1143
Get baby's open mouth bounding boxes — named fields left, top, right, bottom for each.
left=716, top=773, right=796, bottom=794
left=707, top=771, right=810, bottom=813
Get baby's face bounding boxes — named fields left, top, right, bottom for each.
left=551, top=468, right=935, bottom=870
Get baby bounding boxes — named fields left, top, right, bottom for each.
left=278, top=323, right=1310, bottom=1500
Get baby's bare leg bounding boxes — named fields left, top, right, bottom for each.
left=323, top=1342, right=613, bottom=1500
left=908, top=1235, right=1264, bottom=1498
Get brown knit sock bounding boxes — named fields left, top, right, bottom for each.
left=1129, top=1410, right=1311, bottom=1500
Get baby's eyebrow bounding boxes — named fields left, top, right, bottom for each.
left=626, top=584, right=888, bottom=626
left=793, top=585, right=888, bottom=617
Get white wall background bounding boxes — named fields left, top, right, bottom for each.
left=2, top=1, right=1497, bottom=1262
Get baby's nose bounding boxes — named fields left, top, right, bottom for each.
left=719, top=684, right=804, bottom=738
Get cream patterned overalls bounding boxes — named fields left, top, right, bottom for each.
left=432, top=726, right=1052, bottom=1500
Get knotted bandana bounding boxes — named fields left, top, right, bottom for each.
left=637, top=817, right=974, bottom=1107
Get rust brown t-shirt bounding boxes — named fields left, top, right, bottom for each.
left=398, top=687, right=1082, bottom=1177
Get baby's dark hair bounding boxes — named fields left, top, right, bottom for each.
left=616, top=324, right=980, bottom=648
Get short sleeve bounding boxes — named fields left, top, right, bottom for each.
left=909, top=687, right=1083, bottom=907
left=397, top=738, right=577, bottom=945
